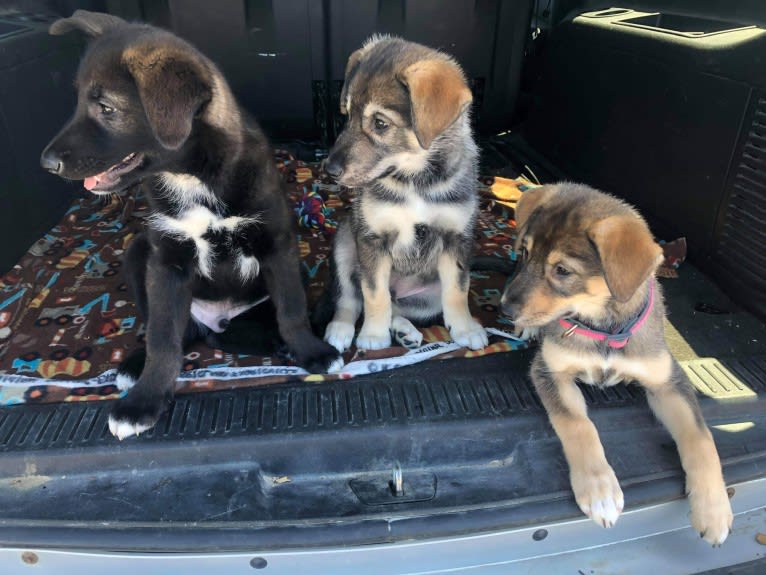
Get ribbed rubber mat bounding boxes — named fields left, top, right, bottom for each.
left=2, top=355, right=763, bottom=453
left=683, top=356, right=766, bottom=398
left=0, top=375, right=542, bottom=452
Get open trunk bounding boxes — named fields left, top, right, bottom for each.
left=1, top=1, right=766, bottom=573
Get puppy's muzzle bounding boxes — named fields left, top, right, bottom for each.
left=500, top=282, right=523, bottom=319
left=325, top=131, right=352, bottom=180
left=324, top=157, right=343, bottom=179
left=40, top=147, right=65, bottom=175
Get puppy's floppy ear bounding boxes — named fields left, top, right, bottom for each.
left=339, top=48, right=364, bottom=115
left=398, top=59, right=472, bottom=149
left=514, top=185, right=555, bottom=230
left=50, top=9, right=126, bottom=37
left=512, top=186, right=555, bottom=253
left=124, top=45, right=212, bottom=150
left=588, top=215, right=663, bottom=303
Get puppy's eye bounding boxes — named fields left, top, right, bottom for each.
left=99, top=103, right=115, bottom=116
left=554, top=264, right=571, bottom=277
left=374, top=117, right=389, bottom=133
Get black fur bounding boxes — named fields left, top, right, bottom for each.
left=42, top=11, right=340, bottom=437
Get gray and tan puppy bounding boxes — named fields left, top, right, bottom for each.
left=323, top=36, right=488, bottom=352
left=501, top=183, right=733, bottom=545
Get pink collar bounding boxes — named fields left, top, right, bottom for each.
left=558, top=280, right=655, bottom=349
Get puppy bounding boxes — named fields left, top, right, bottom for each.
left=501, top=183, right=733, bottom=545
left=41, top=10, right=341, bottom=439
left=322, top=36, right=488, bottom=352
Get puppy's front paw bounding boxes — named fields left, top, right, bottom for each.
left=515, top=325, right=540, bottom=341
left=449, top=318, right=488, bottom=350
left=324, top=321, right=356, bottom=352
left=109, top=390, right=169, bottom=441
left=391, top=316, right=423, bottom=349
left=295, top=338, right=344, bottom=374
left=356, top=323, right=392, bottom=350
left=571, top=465, right=624, bottom=528
left=688, top=482, right=733, bottom=546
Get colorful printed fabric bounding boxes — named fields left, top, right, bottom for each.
left=0, top=152, right=531, bottom=406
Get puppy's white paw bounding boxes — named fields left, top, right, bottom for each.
left=449, top=318, right=488, bottom=350
left=108, top=390, right=166, bottom=441
left=356, top=323, right=392, bottom=350
left=108, top=415, right=153, bottom=441
left=571, top=465, right=624, bottom=528
left=516, top=326, right=540, bottom=341
left=324, top=321, right=356, bottom=352
left=115, top=372, right=137, bottom=391
left=391, top=316, right=423, bottom=349
left=688, top=483, right=733, bottom=546
left=327, top=356, right=345, bottom=374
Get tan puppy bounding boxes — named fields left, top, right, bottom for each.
left=501, top=183, right=733, bottom=545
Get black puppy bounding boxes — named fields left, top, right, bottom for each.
left=41, top=10, right=342, bottom=439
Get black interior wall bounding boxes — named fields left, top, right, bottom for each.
left=523, top=4, right=766, bottom=319
left=0, top=14, right=83, bottom=274
left=326, top=0, right=533, bottom=139
left=101, top=0, right=533, bottom=141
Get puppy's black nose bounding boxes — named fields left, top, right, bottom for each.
left=40, top=148, right=63, bottom=175
left=500, top=291, right=519, bottom=318
left=324, top=158, right=343, bottom=178
left=218, top=318, right=230, bottom=331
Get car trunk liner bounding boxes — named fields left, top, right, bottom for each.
left=1, top=350, right=765, bottom=551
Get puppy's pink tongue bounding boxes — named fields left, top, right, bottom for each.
left=83, top=175, right=101, bottom=191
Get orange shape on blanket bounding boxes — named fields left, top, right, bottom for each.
left=29, top=288, right=51, bottom=309
left=295, top=167, right=313, bottom=183
left=421, top=326, right=450, bottom=343
left=56, top=250, right=88, bottom=270
left=463, top=341, right=513, bottom=357
left=37, top=358, right=91, bottom=378
left=490, top=177, right=524, bottom=208
left=65, top=393, right=119, bottom=402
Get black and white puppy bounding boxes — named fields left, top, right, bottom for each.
left=322, top=36, right=488, bottom=352
left=41, top=10, right=341, bottom=439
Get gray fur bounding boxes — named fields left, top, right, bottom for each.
left=323, top=37, right=487, bottom=351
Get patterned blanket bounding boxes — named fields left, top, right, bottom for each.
left=0, top=152, right=534, bottom=406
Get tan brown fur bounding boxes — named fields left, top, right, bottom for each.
left=587, top=215, right=663, bottom=302
left=501, top=182, right=732, bottom=545
left=398, top=60, right=473, bottom=149
left=122, top=44, right=212, bottom=150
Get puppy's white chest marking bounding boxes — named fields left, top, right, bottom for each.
left=152, top=174, right=262, bottom=280
left=542, top=340, right=673, bottom=387
left=150, top=205, right=260, bottom=280
left=159, top=173, right=221, bottom=211
left=363, top=194, right=470, bottom=247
